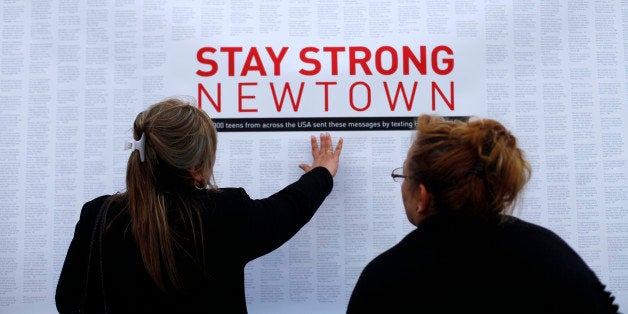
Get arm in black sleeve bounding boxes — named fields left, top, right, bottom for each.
left=238, top=167, right=333, bottom=262
left=55, top=196, right=107, bottom=313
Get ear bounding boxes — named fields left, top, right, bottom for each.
left=417, top=184, right=431, bottom=214
left=189, top=166, right=203, bottom=182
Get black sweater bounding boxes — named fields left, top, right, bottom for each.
left=56, top=167, right=333, bottom=314
left=348, top=213, right=619, bottom=314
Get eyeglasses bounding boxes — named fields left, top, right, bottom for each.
left=391, top=167, right=407, bottom=182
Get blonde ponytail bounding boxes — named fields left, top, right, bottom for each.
left=111, top=97, right=218, bottom=290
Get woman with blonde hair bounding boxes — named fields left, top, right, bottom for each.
left=56, top=98, right=342, bottom=313
left=347, top=115, right=618, bottom=313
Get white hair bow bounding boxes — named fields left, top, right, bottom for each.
left=124, top=133, right=146, bottom=162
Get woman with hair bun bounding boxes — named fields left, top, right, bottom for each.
left=347, top=114, right=618, bottom=314
left=56, top=98, right=343, bottom=313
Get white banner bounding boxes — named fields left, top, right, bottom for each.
left=0, top=1, right=626, bottom=313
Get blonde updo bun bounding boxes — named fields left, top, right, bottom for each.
left=405, top=115, right=531, bottom=217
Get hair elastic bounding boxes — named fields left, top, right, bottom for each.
left=124, top=133, right=146, bottom=162
left=469, top=159, right=485, bottom=177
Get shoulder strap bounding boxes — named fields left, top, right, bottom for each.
left=97, top=202, right=109, bottom=313
left=80, top=200, right=109, bottom=313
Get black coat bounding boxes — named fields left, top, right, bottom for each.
left=348, top=213, right=620, bottom=314
left=56, top=167, right=333, bottom=313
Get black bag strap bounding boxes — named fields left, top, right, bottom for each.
left=97, top=203, right=109, bottom=313
left=79, top=201, right=109, bottom=313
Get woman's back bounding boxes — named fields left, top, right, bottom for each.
left=348, top=212, right=619, bottom=314
left=56, top=98, right=344, bottom=313
left=100, top=189, right=251, bottom=313
left=57, top=168, right=334, bottom=313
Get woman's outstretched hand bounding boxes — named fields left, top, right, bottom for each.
left=299, top=132, right=343, bottom=177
